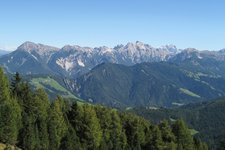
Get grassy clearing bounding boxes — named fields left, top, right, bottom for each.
left=30, top=77, right=77, bottom=99
left=179, top=88, right=201, bottom=98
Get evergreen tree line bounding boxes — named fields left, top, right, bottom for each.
left=0, top=68, right=209, bottom=150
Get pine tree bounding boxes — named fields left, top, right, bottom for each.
left=33, top=89, right=50, bottom=150
left=123, top=114, right=148, bottom=150
left=16, top=82, right=31, bottom=108
left=48, top=97, right=68, bottom=150
left=10, top=72, right=21, bottom=97
left=17, top=82, right=39, bottom=150
left=149, top=125, right=164, bottom=150
left=67, top=102, right=83, bottom=134
left=110, top=110, right=126, bottom=150
left=86, top=105, right=102, bottom=149
left=0, top=68, right=21, bottom=145
left=172, top=119, right=194, bottom=150
left=60, top=126, right=81, bottom=150
left=95, top=106, right=112, bottom=149
left=159, top=120, right=175, bottom=143
left=80, top=104, right=102, bottom=149
left=159, top=120, right=177, bottom=149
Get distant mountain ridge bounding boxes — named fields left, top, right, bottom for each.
left=0, top=49, right=10, bottom=56
left=0, top=41, right=182, bottom=77
left=17, top=41, right=59, bottom=63
left=1, top=41, right=225, bottom=78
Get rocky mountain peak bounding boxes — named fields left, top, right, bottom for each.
left=17, top=41, right=38, bottom=51
left=17, top=41, right=59, bottom=55
left=161, top=44, right=178, bottom=53
left=183, top=48, right=198, bottom=53
left=95, top=46, right=113, bottom=54
left=122, top=41, right=149, bottom=53
left=113, top=44, right=124, bottom=50
left=61, top=45, right=93, bottom=53
left=125, top=42, right=135, bottom=49
left=61, top=45, right=77, bottom=51
left=6, top=41, right=222, bottom=77
left=135, top=41, right=147, bottom=50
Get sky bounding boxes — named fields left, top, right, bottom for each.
left=0, top=0, right=225, bottom=51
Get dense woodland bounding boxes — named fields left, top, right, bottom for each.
left=0, top=68, right=211, bottom=150
left=133, top=99, right=225, bottom=150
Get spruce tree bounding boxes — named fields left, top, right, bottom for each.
left=67, top=102, right=83, bottom=134
left=33, top=89, right=50, bottom=150
left=0, top=68, right=21, bottom=145
left=123, top=114, right=148, bottom=150
left=150, top=126, right=164, bottom=150
left=172, top=119, right=194, bottom=150
left=110, top=110, right=126, bottom=150
left=159, top=120, right=177, bottom=149
left=80, top=104, right=102, bottom=149
left=48, top=97, right=68, bottom=150
left=10, top=72, right=21, bottom=97
left=95, top=106, right=112, bottom=148
left=60, top=126, right=81, bottom=150
left=17, top=83, right=38, bottom=150
left=159, top=120, right=176, bottom=143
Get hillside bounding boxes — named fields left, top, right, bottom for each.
left=0, top=67, right=208, bottom=150
left=70, top=62, right=225, bottom=108
left=132, top=98, right=225, bottom=149
left=29, top=76, right=78, bottom=100
left=7, top=73, right=80, bottom=101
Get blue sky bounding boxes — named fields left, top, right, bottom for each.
left=0, top=0, right=225, bottom=50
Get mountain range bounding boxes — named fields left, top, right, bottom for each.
left=2, top=41, right=225, bottom=108
left=0, top=49, right=10, bottom=56
left=0, top=41, right=180, bottom=77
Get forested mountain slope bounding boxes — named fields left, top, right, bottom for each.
left=0, top=68, right=208, bottom=150
left=71, top=62, right=225, bottom=108
left=132, top=98, right=225, bottom=149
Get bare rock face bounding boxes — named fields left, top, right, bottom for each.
left=17, top=41, right=60, bottom=63
left=0, top=42, right=59, bottom=74
left=0, top=41, right=181, bottom=76
left=6, top=41, right=225, bottom=77
left=47, top=41, right=181, bottom=77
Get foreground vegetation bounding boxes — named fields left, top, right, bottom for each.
left=0, top=68, right=208, bottom=150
